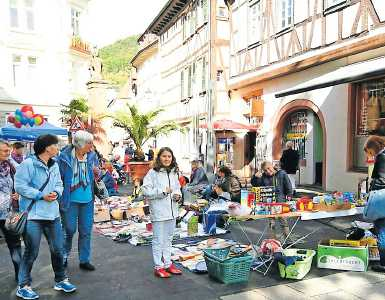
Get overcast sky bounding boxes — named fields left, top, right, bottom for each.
left=83, top=0, right=169, bottom=47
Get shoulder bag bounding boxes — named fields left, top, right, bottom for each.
left=5, top=173, right=51, bottom=235
left=363, top=188, right=385, bottom=222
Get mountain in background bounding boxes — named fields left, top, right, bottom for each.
left=99, top=35, right=139, bottom=87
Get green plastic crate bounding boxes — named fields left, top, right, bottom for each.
left=204, top=253, right=253, bottom=284
left=278, top=249, right=316, bottom=280
left=202, top=247, right=231, bottom=261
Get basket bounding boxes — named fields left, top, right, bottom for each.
left=278, top=249, right=316, bottom=280
left=204, top=253, right=253, bottom=284
left=202, top=247, right=231, bottom=261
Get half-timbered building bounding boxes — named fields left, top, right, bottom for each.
left=229, top=0, right=385, bottom=190
left=136, top=0, right=255, bottom=175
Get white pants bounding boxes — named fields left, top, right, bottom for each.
left=152, top=219, right=176, bottom=269
left=288, top=174, right=296, bottom=190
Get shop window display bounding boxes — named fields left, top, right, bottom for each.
left=353, top=78, right=385, bottom=170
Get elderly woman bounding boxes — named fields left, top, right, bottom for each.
left=0, top=140, right=21, bottom=282
left=15, top=134, right=76, bottom=300
left=57, top=130, right=98, bottom=271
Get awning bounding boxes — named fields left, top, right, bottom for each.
left=199, top=119, right=258, bottom=131
left=0, top=122, right=68, bottom=141
left=275, top=56, right=385, bottom=98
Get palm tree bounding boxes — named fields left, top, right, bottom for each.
left=112, top=104, right=183, bottom=160
left=60, top=97, right=106, bottom=143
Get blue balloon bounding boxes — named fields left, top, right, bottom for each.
left=15, top=109, right=22, bottom=116
left=20, top=116, right=28, bottom=125
left=28, top=118, right=35, bottom=127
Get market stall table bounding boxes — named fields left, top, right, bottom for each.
left=225, top=208, right=365, bottom=276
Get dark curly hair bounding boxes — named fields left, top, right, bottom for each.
left=218, top=166, right=232, bottom=177
left=152, top=147, right=178, bottom=172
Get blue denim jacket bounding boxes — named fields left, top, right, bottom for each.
left=15, top=155, right=63, bottom=220
left=57, top=146, right=97, bottom=212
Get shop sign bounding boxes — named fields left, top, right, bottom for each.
left=217, top=138, right=235, bottom=144
left=286, top=133, right=306, bottom=139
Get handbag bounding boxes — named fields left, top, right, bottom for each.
left=363, top=188, right=385, bottom=222
left=5, top=173, right=51, bottom=235
left=94, top=179, right=108, bottom=199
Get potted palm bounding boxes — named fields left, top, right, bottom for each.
left=112, top=104, right=183, bottom=180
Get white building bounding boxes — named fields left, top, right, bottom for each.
left=0, top=0, right=91, bottom=127
left=229, top=0, right=385, bottom=191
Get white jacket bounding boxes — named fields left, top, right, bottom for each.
left=142, top=168, right=181, bottom=222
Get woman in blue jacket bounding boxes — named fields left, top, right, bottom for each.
left=15, top=134, right=76, bottom=300
left=57, top=130, right=98, bottom=271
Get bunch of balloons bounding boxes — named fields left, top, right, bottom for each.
left=7, top=105, right=45, bottom=128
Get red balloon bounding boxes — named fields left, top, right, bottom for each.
left=14, top=121, right=22, bottom=128
left=7, top=115, right=15, bottom=123
left=21, top=105, right=34, bottom=113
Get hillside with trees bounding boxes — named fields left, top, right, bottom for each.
left=99, top=35, right=139, bottom=87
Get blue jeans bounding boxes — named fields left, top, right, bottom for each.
left=18, top=218, right=66, bottom=287
left=375, top=218, right=385, bottom=266
left=152, top=219, right=175, bottom=269
left=62, top=201, right=94, bottom=264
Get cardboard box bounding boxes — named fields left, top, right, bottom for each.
left=317, top=240, right=368, bottom=272
left=313, top=203, right=351, bottom=212
left=94, top=207, right=111, bottom=223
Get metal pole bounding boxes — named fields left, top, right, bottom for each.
left=206, top=0, right=215, bottom=174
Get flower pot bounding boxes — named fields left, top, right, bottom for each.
left=128, top=161, right=151, bottom=181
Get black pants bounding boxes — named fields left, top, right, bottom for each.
left=0, top=220, right=22, bottom=279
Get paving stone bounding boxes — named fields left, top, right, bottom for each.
left=323, top=271, right=385, bottom=287
left=288, top=277, right=340, bottom=297
left=257, top=285, right=308, bottom=300
left=221, top=290, right=267, bottom=300
left=348, top=282, right=385, bottom=300
left=311, top=290, right=363, bottom=300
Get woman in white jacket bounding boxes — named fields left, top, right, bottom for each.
left=142, top=147, right=183, bottom=278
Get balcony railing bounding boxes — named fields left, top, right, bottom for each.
left=70, top=36, right=91, bottom=55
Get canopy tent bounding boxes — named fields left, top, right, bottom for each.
left=0, top=122, right=68, bottom=141
left=199, top=119, right=258, bottom=131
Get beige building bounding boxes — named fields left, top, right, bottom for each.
left=135, top=0, right=256, bottom=176
left=228, top=0, right=385, bottom=191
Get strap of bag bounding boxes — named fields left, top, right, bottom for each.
left=25, top=172, right=51, bottom=212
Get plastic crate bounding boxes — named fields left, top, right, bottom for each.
left=204, top=253, right=253, bottom=284
left=278, top=249, right=316, bottom=280
left=202, top=247, right=231, bottom=261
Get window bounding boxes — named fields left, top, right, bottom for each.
left=276, top=0, right=293, bottom=31
left=27, top=56, right=37, bottom=82
left=12, top=55, right=22, bottom=87
left=25, top=0, right=34, bottom=30
left=71, top=8, right=81, bottom=36
left=217, top=6, right=228, bottom=18
left=9, top=0, right=34, bottom=30
left=201, top=56, right=207, bottom=92
left=10, top=0, right=18, bottom=28
left=324, top=0, right=348, bottom=10
left=201, top=0, right=208, bottom=23
left=187, top=65, right=192, bottom=97
left=352, top=78, right=385, bottom=169
left=249, top=1, right=261, bottom=45
left=180, top=71, right=184, bottom=99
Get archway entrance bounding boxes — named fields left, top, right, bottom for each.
left=273, top=100, right=327, bottom=189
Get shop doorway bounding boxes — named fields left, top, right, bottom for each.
left=282, top=109, right=324, bottom=186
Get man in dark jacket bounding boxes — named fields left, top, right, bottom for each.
left=218, top=166, right=242, bottom=203
left=251, top=162, right=293, bottom=202
left=280, top=141, right=299, bottom=193
left=251, top=161, right=293, bottom=241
